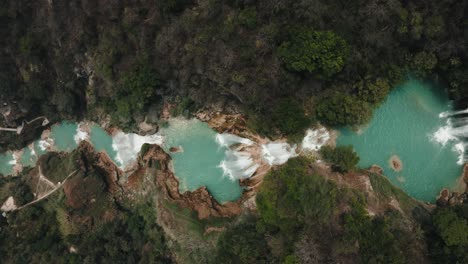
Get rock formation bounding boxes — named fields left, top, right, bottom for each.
left=134, top=144, right=253, bottom=219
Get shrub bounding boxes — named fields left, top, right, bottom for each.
left=355, top=77, right=391, bottom=106
left=343, top=201, right=406, bottom=264
left=319, top=145, right=359, bottom=172
left=215, top=220, right=270, bottom=264
left=238, top=7, right=257, bottom=29
left=271, top=98, right=311, bottom=136
left=315, top=93, right=372, bottom=126
left=411, top=51, right=437, bottom=77
left=278, top=28, right=348, bottom=78
left=257, top=157, right=338, bottom=235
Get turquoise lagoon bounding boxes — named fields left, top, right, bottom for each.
left=0, top=119, right=243, bottom=203
left=0, top=80, right=463, bottom=203
left=337, top=80, right=463, bottom=202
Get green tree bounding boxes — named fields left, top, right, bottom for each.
left=319, top=145, right=360, bottom=172
left=110, top=61, right=159, bottom=122
left=315, top=93, right=372, bottom=126
left=412, top=51, right=437, bottom=77
left=278, top=28, right=348, bottom=77
left=271, top=98, right=311, bottom=136
left=238, top=7, right=257, bottom=29
left=216, top=220, right=270, bottom=264
left=257, top=158, right=338, bottom=235
left=355, top=77, right=391, bottom=106
left=433, top=208, right=468, bottom=247
left=344, top=201, right=406, bottom=264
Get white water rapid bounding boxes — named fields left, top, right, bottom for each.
left=432, top=110, right=468, bottom=165
left=216, top=126, right=330, bottom=180
left=112, top=132, right=164, bottom=168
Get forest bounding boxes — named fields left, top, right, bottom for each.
left=0, top=0, right=467, bottom=263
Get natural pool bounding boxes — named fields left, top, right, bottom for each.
left=1, top=80, right=462, bottom=204
left=160, top=119, right=243, bottom=202
left=337, top=80, right=464, bottom=202
left=0, top=119, right=247, bottom=203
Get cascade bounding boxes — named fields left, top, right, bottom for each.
left=261, top=143, right=298, bottom=165
left=112, top=131, right=164, bottom=168
left=215, top=133, right=254, bottom=147
left=433, top=111, right=468, bottom=165
left=74, top=123, right=89, bottom=144
left=218, top=149, right=259, bottom=180
left=302, top=128, right=330, bottom=151
left=439, top=108, right=468, bottom=118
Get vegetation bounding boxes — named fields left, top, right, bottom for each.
left=215, top=157, right=425, bottom=263
left=215, top=219, right=270, bottom=264
left=110, top=61, right=160, bottom=124
left=315, top=93, right=372, bottom=126
left=278, top=28, right=348, bottom=77
left=343, top=201, right=406, bottom=263
left=247, top=98, right=311, bottom=140
left=428, top=205, right=468, bottom=263
left=320, top=145, right=360, bottom=172
left=1, top=1, right=468, bottom=263
left=355, top=77, right=391, bottom=106
left=0, top=189, right=171, bottom=263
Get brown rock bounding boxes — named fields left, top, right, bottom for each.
left=169, top=146, right=183, bottom=153
left=389, top=155, right=403, bottom=172
left=369, top=165, right=384, bottom=174
left=436, top=189, right=450, bottom=207
left=463, top=163, right=468, bottom=192
left=138, top=144, right=246, bottom=219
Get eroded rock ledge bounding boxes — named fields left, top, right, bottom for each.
left=437, top=163, right=468, bottom=206
left=130, top=144, right=255, bottom=219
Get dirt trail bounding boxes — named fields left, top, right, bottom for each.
left=14, top=170, right=78, bottom=211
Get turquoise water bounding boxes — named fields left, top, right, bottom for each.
left=89, top=125, right=120, bottom=165
left=337, top=80, right=462, bottom=202
left=20, top=148, right=37, bottom=167
left=161, top=119, right=243, bottom=203
left=50, top=121, right=78, bottom=151
left=0, top=119, right=242, bottom=203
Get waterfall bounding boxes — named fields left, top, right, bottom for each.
left=112, top=132, right=164, bottom=168
left=261, top=143, right=298, bottom=165
left=302, top=127, right=330, bottom=151
left=218, top=149, right=260, bottom=180
left=432, top=111, right=468, bottom=165
left=74, top=123, right=89, bottom=144
left=216, top=133, right=254, bottom=147
left=439, top=108, right=468, bottom=118
left=216, top=132, right=259, bottom=180
left=7, top=154, right=16, bottom=165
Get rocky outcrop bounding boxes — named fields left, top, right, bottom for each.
left=61, top=142, right=124, bottom=209
left=436, top=163, right=468, bottom=206
left=196, top=111, right=248, bottom=135
left=389, top=155, right=403, bottom=172
left=462, top=163, right=468, bottom=192
left=369, top=164, right=384, bottom=174
left=136, top=144, right=250, bottom=219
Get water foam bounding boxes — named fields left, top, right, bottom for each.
left=439, top=108, right=468, bottom=118
left=38, top=139, right=52, bottom=151
left=432, top=111, right=468, bottom=165
left=261, top=143, right=298, bottom=165
left=302, top=127, right=330, bottom=151
left=218, top=149, right=259, bottom=180
left=112, top=132, right=164, bottom=168
left=74, top=123, right=89, bottom=144
left=7, top=154, right=16, bottom=165
left=216, top=133, right=254, bottom=147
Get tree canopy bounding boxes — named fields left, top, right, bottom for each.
left=320, top=145, right=360, bottom=172
left=315, top=93, right=372, bottom=126
left=278, top=28, right=348, bottom=78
